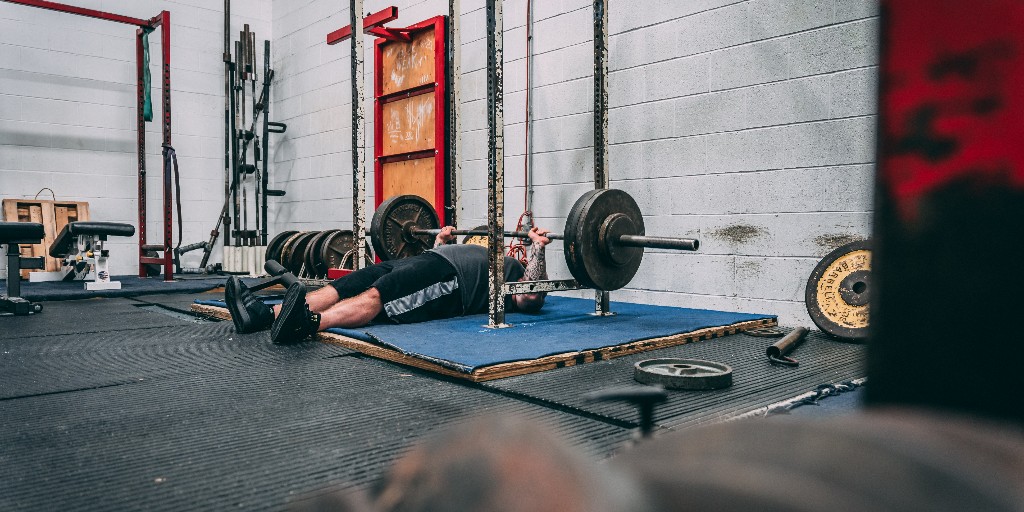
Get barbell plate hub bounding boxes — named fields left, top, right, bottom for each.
left=634, top=358, right=733, bottom=390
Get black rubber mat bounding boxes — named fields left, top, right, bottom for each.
left=2, top=298, right=196, bottom=339
left=130, top=290, right=280, bottom=314
left=130, top=290, right=226, bottom=312
left=483, top=330, right=866, bottom=430
left=0, top=275, right=228, bottom=301
left=1, top=349, right=633, bottom=511
left=0, top=323, right=353, bottom=400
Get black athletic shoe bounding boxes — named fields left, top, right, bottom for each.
left=225, top=276, right=274, bottom=333
left=270, top=282, right=321, bottom=344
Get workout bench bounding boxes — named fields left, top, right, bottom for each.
left=1, top=221, right=45, bottom=315
left=30, top=222, right=136, bottom=291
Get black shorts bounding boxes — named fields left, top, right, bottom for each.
left=329, top=251, right=463, bottom=324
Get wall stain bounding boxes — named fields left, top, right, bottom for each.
left=735, top=260, right=761, bottom=275
left=814, top=233, right=866, bottom=253
left=709, top=224, right=764, bottom=244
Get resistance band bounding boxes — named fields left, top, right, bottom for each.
left=142, top=27, right=155, bottom=122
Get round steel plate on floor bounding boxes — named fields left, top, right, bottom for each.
left=634, top=358, right=733, bottom=390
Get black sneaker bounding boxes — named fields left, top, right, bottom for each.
left=271, top=282, right=321, bottom=344
left=225, top=276, right=274, bottom=333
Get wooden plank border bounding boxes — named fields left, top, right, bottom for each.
left=191, top=303, right=776, bottom=382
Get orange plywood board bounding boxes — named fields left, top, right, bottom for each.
left=380, top=27, right=436, bottom=96
left=381, top=92, right=436, bottom=156
left=381, top=158, right=436, bottom=208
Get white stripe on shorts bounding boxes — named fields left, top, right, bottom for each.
left=383, top=277, right=459, bottom=318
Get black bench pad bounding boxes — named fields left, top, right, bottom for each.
left=50, top=222, right=136, bottom=257
left=0, top=222, right=45, bottom=244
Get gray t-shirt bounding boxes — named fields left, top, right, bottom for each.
left=429, top=244, right=525, bottom=314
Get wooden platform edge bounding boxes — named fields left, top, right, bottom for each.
left=191, top=302, right=777, bottom=382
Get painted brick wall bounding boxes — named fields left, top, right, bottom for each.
left=268, top=0, right=878, bottom=326
left=0, top=0, right=271, bottom=277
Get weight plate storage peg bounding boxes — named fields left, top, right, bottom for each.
left=563, top=188, right=645, bottom=291
left=805, top=240, right=871, bottom=342
left=371, top=195, right=440, bottom=261
left=634, top=358, right=733, bottom=390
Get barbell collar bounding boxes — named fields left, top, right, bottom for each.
left=617, top=234, right=699, bottom=251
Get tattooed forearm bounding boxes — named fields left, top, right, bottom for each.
left=522, top=242, right=548, bottom=282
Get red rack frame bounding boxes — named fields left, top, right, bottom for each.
left=1, top=0, right=174, bottom=281
left=373, top=15, right=448, bottom=223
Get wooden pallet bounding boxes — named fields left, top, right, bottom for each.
left=3, top=198, right=90, bottom=278
left=190, top=302, right=777, bottom=382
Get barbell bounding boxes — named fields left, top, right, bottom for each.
left=370, top=188, right=700, bottom=291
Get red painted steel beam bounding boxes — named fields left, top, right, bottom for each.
left=327, top=5, right=400, bottom=45
left=1, top=0, right=151, bottom=26
left=367, top=26, right=410, bottom=42
left=326, top=25, right=352, bottom=45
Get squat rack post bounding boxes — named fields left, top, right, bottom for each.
left=485, top=0, right=507, bottom=328
left=448, top=0, right=462, bottom=227
left=349, top=0, right=367, bottom=270
left=593, top=0, right=612, bottom=315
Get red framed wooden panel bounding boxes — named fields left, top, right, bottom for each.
left=373, top=15, right=447, bottom=224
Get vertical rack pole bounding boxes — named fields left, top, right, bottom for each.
left=136, top=28, right=148, bottom=278
left=232, top=40, right=242, bottom=247
left=486, top=0, right=507, bottom=328
left=593, top=0, right=612, bottom=315
left=448, top=0, right=462, bottom=227
left=160, top=11, right=173, bottom=281
left=223, top=0, right=232, bottom=252
left=261, top=39, right=270, bottom=246
left=350, top=0, right=367, bottom=269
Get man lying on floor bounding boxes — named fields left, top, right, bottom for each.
left=226, top=226, right=552, bottom=343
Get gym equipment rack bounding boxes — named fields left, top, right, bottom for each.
left=1, top=0, right=176, bottom=282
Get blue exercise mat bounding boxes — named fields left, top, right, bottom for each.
left=197, top=295, right=775, bottom=374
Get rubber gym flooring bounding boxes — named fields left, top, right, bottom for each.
left=1, top=291, right=866, bottom=510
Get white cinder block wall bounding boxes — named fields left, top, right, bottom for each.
left=269, top=0, right=878, bottom=326
left=0, top=0, right=271, bottom=276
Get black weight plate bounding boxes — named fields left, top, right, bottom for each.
left=320, top=230, right=373, bottom=271
left=319, top=230, right=350, bottom=274
left=266, top=230, right=297, bottom=264
left=284, top=231, right=316, bottom=276
left=308, top=229, right=339, bottom=277
left=634, top=358, right=733, bottom=390
left=563, top=189, right=645, bottom=291
left=370, top=195, right=439, bottom=261
left=274, top=231, right=301, bottom=270
left=805, top=240, right=871, bottom=342
left=303, top=230, right=332, bottom=278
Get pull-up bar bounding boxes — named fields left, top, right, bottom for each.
left=1, top=0, right=154, bottom=26
left=1, top=0, right=176, bottom=281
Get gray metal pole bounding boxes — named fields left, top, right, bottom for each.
left=349, top=0, right=367, bottom=269
left=486, top=0, right=506, bottom=328
left=448, top=0, right=462, bottom=228
left=593, top=0, right=612, bottom=315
